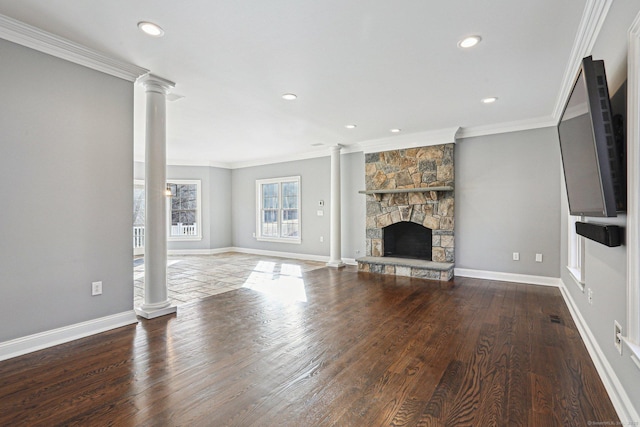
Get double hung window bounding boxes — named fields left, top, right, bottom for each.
left=256, top=177, right=300, bottom=243
left=567, top=214, right=585, bottom=289
left=168, top=180, right=202, bottom=241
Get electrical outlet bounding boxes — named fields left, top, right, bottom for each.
left=512, top=252, right=520, bottom=261
left=588, top=288, right=593, bottom=305
left=535, top=253, right=543, bottom=262
left=614, top=321, right=623, bottom=355
left=92, top=281, right=102, bottom=296
left=320, top=236, right=324, bottom=242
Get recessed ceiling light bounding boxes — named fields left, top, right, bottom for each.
left=345, top=124, right=357, bottom=129
left=481, top=97, right=498, bottom=104
left=138, top=21, right=164, bottom=37
left=390, top=128, right=402, bottom=133
left=458, top=35, right=482, bottom=48
left=282, top=93, right=297, bottom=100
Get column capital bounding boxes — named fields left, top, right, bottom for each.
left=137, top=73, right=175, bottom=95
left=329, top=144, right=343, bottom=153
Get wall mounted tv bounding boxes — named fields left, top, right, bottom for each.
left=557, top=56, right=626, bottom=217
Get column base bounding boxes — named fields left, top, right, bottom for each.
left=135, top=301, right=177, bottom=319
left=326, top=260, right=346, bottom=268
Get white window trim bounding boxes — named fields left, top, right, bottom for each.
left=627, top=12, right=640, bottom=348
left=167, top=179, right=203, bottom=242
left=567, top=214, right=586, bottom=291
left=255, top=176, right=301, bottom=244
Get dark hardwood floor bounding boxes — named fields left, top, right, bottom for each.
left=0, top=267, right=619, bottom=426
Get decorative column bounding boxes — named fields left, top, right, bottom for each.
left=135, top=74, right=177, bottom=319
left=327, top=145, right=345, bottom=268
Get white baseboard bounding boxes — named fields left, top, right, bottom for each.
left=229, top=247, right=330, bottom=263
left=558, top=283, right=640, bottom=424
left=0, top=311, right=138, bottom=362
left=167, top=247, right=235, bottom=255
left=454, top=268, right=562, bottom=287
left=343, top=258, right=358, bottom=266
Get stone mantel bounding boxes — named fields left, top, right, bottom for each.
left=358, top=186, right=453, bottom=201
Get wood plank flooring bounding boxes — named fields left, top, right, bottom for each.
left=0, top=267, right=619, bottom=426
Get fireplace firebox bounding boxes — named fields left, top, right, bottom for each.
left=383, top=221, right=432, bottom=260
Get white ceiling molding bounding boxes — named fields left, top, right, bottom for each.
left=457, top=115, right=557, bottom=140
left=358, top=127, right=461, bottom=154
left=139, top=149, right=334, bottom=169
left=0, top=14, right=148, bottom=82
left=172, top=159, right=232, bottom=169
left=134, top=154, right=232, bottom=169
left=229, top=147, right=333, bottom=170
left=551, top=0, right=613, bottom=120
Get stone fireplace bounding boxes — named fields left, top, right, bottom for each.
left=357, top=144, right=455, bottom=281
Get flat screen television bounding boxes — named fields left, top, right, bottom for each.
left=557, top=56, right=625, bottom=217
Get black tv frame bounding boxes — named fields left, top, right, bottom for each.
left=557, top=56, right=625, bottom=217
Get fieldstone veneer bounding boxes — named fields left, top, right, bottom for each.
left=359, top=143, right=455, bottom=281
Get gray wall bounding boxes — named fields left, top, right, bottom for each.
left=133, top=162, right=233, bottom=251
left=455, top=127, right=562, bottom=277
left=230, top=152, right=365, bottom=260
left=559, top=0, right=640, bottom=414
left=210, top=166, right=233, bottom=249
left=231, top=157, right=331, bottom=256
left=0, top=40, right=135, bottom=341
left=341, top=152, right=366, bottom=260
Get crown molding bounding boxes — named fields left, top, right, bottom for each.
left=358, top=127, right=460, bottom=154
left=457, top=115, right=557, bottom=139
left=171, top=159, right=231, bottom=169
left=229, top=147, right=335, bottom=169
left=551, top=0, right=613, bottom=120
left=0, top=14, right=148, bottom=82
left=134, top=154, right=232, bottom=169
left=151, top=116, right=558, bottom=170
left=139, top=115, right=559, bottom=170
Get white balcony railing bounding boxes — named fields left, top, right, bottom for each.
left=133, top=223, right=197, bottom=250
left=133, top=226, right=145, bottom=249
left=171, top=223, right=197, bottom=236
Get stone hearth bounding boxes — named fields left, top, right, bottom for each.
left=357, top=257, right=454, bottom=281
left=357, top=144, right=455, bottom=281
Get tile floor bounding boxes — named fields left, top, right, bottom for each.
left=134, top=252, right=326, bottom=307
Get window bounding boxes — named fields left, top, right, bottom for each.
left=133, top=180, right=145, bottom=254
left=567, top=214, right=585, bottom=290
left=168, top=180, right=202, bottom=241
left=256, top=176, right=301, bottom=243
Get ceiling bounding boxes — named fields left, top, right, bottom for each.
left=0, top=0, right=587, bottom=167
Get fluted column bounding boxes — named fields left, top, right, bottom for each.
left=135, top=74, right=177, bottom=319
left=327, top=145, right=345, bottom=268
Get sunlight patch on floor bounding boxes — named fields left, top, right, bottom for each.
left=243, top=263, right=307, bottom=303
